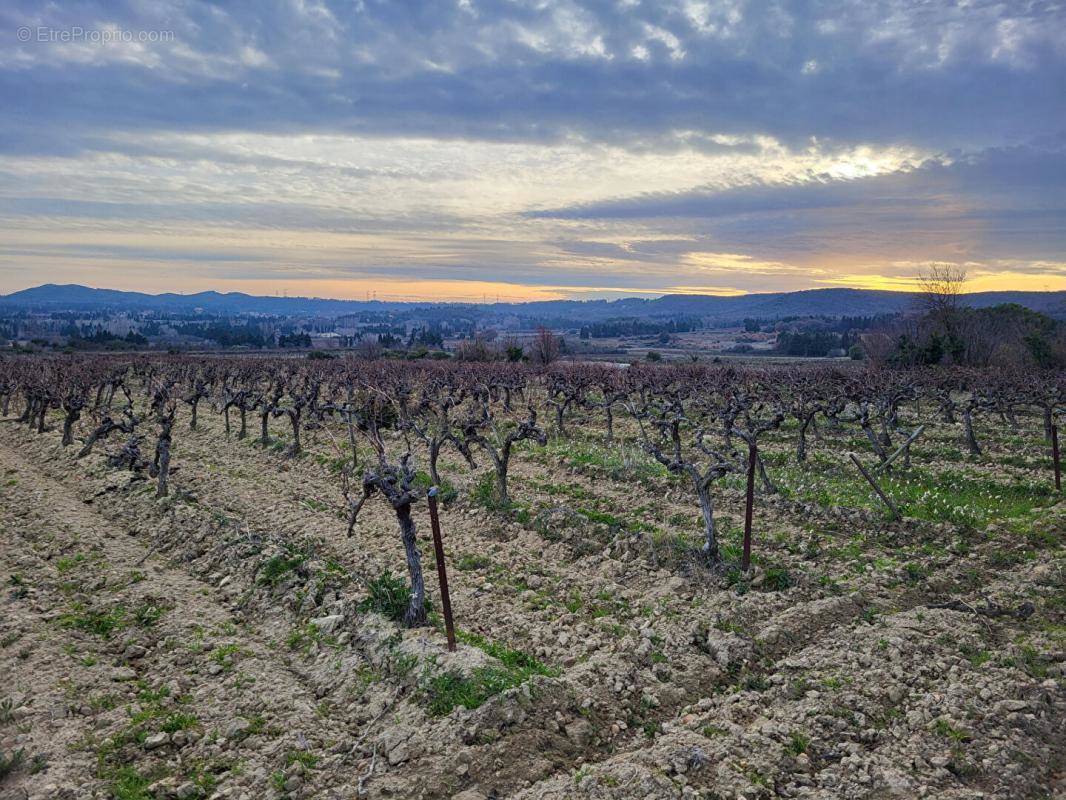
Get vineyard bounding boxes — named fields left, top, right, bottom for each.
left=0, top=354, right=1063, bottom=800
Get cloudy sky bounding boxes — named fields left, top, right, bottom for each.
left=1, top=0, right=1064, bottom=301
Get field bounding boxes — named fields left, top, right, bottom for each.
left=0, top=356, right=1063, bottom=800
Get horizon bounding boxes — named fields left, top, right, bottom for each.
left=2, top=2, right=1064, bottom=300
left=6, top=281, right=1066, bottom=309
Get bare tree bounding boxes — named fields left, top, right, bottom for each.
left=530, top=326, right=561, bottom=366
left=355, top=337, right=384, bottom=360
left=453, top=335, right=497, bottom=362
left=917, top=263, right=968, bottom=343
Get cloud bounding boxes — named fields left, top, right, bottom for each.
left=528, top=143, right=1066, bottom=265
left=1, top=0, right=1063, bottom=153
left=0, top=1, right=1063, bottom=298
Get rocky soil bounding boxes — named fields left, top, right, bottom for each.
left=0, top=407, right=1063, bottom=800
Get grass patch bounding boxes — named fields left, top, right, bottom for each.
left=455, top=553, right=492, bottom=571
left=577, top=507, right=626, bottom=528
left=1019, top=645, right=1049, bottom=678
left=210, top=643, right=243, bottom=671
left=56, top=553, right=88, bottom=573
left=299, top=497, right=330, bottom=513
left=286, top=623, right=337, bottom=654
left=60, top=605, right=127, bottom=638
left=786, top=730, right=810, bottom=755
left=107, top=766, right=154, bottom=800
left=59, top=601, right=165, bottom=639
left=160, top=712, right=199, bottom=733
left=357, top=570, right=414, bottom=624
left=258, top=549, right=306, bottom=587
left=760, top=566, right=794, bottom=592
left=0, top=748, right=25, bottom=780
left=91, top=684, right=197, bottom=794
left=543, top=438, right=669, bottom=484
left=933, top=718, right=972, bottom=743
left=422, top=631, right=558, bottom=716
left=735, top=452, right=1056, bottom=527
left=285, top=750, right=319, bottom=769
left=470, top=471, right=511, bottom=512
left=423, top=668, right=532, bottom=717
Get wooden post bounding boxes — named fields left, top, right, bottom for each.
left=873, top=425, right=926, bottom=475
left=742, top=441, right=756, bottom=572
left=1052, top=425, right=1061, bottom=493
left=850, top=452, right=901, bottom=521
left=427, top=487, right=456, bottom=651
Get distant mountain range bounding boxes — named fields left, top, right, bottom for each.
left=3, top=283, right=1065, bottom=322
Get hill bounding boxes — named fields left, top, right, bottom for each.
left=2, top=283, right=1064, bottom=322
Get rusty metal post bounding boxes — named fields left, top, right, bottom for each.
left=427, top=487, right=456, bottom=651
left=1052, top=424, right=1061, bottom=492
left=742, top=441, right=756, bottom=572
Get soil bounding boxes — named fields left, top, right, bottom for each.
left=0, top=405, right=1063, bottom=800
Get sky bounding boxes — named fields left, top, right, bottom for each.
left=1, top=0, right=1064, bottom=302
